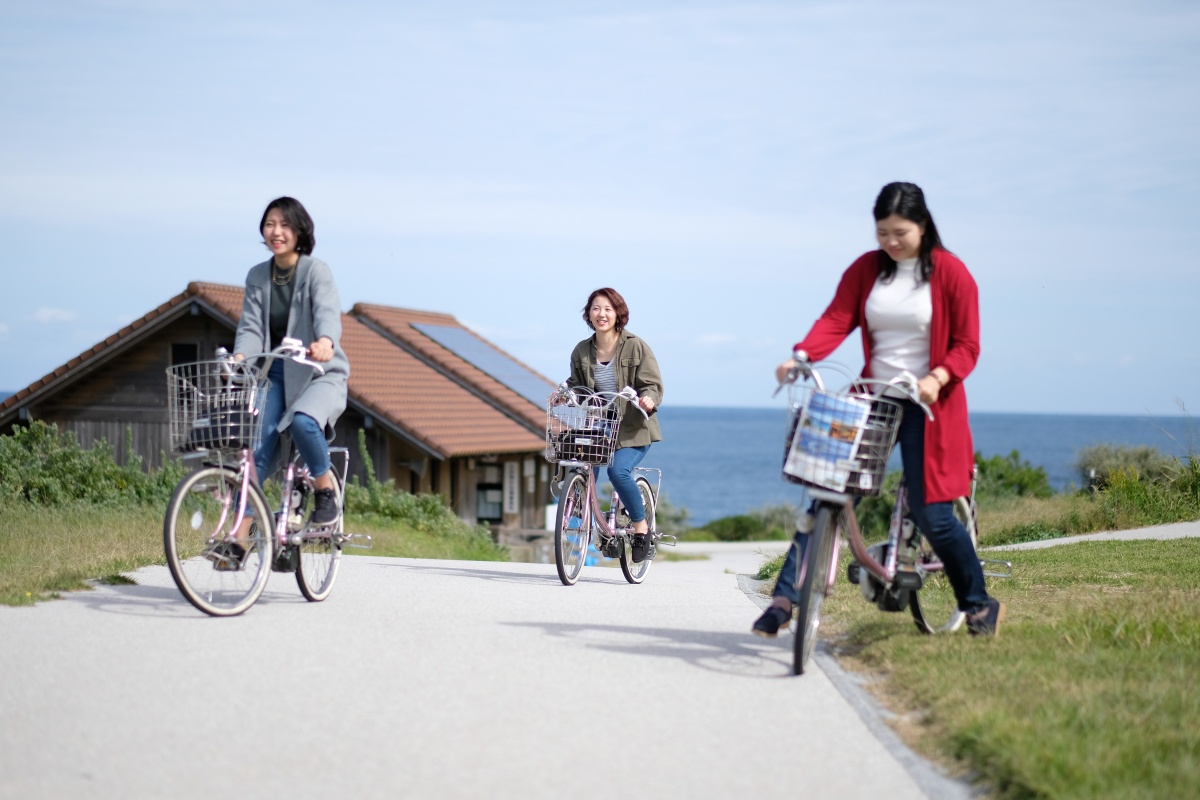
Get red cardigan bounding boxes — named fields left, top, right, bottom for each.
left=795, top=248, right=980, bottom=503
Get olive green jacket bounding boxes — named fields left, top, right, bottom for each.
left=567, top=330, right=663, bottom=448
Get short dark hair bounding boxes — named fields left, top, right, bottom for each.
left=873, top=182, right=944, bottom=284
left=260, top=196, right=315, bottom=255
left=582, top=287, right=630, bottom=331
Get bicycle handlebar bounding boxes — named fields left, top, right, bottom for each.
left=223, top=337, right=328, bottom=378
left=774, top=353, right=933, bottom=420
left=553, top=383, right=653, bottom=419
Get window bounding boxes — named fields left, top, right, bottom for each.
left=170, top=343, right=199, bottom=366
left=477, top=484, right=503, bottom=523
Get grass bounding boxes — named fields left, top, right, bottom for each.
left=760, top=537, right=1200, bottom=799
left=0, top=504, right=166, bottom=605
left=977, top=462, right=1200, bottom=547
left=0, top=503, right=508, bottom=606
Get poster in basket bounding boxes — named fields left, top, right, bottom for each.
left=783, top=391, right=872, bottom=491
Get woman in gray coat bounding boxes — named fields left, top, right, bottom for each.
left=233, top=196, right=349, bottom=536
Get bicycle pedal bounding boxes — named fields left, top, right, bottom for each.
left=656, top=534, right=677, bottom=546
left=892, top=568, right=922, bottom=591
left=980, top=558, right=1013, bottom=579
left=341, top=533, right=374, bottom=550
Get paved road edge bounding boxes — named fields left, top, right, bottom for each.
left=736, top=574, right=976, bottom=800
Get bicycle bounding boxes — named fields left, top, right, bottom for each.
left=776, top=356, right=1011, bottom=674
left=162, top=338, right=370, bottom=617
left=544, top=385, right=671, bottom=585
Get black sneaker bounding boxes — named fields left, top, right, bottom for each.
left=966, top=597, right=1006, bottom=637
left=752, top=605, right=791, bottom=638
left=630, top=533, right=650, bottom=563
left=312, top=488, right=340, bottom=527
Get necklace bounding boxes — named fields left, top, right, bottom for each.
left=271, top=259, right=297, bottom=286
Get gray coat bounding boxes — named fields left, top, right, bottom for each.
left=234, top=255, right=350, bottom=438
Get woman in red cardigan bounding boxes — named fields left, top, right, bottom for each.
left=753, top=182, right=1005, bottom=638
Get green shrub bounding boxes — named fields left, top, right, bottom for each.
left=747, top=502, right=800, bottom=535
left=700, top=514, right=766, bottom=541
left=854, top=470, right=903, bottom=539
left=1076, top=443, right=1180, bottom=489
left=347, top=430, right=495, bottom=542
left=0, top=420, right=185, bottom=507
left=975, top=450, right=1053, bottom=498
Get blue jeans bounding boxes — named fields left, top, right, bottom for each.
left=594, top=445, right=650, bottom=524
left=254, top=360, right=331, bottom=486
left=773, top=400, right=990, bottom=613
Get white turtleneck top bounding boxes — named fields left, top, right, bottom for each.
left=864, top=257, right=932, bottom=386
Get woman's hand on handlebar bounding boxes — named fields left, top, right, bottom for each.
left=638, top=396, right=656, bottom=413
left=308, top=336, right=334, bottom=363
left=774, top=358, right=797, bottom=385
left=916, top=374, right=942, bottom=406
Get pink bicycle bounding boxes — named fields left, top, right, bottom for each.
left=778, top=356, right=1010, bottom=674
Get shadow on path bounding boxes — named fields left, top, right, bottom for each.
left=505, top=620, right=794, bottom=678
left=375, top=561, right=631, bottom=587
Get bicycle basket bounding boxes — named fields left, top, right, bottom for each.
left=781, top=387, right=903, bottom=496
left=545, top=391, right=622, bottom=465
left=167, top=360, right=268, bottom=454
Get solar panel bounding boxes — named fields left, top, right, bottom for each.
left=412, top=323, right=555, bottom=407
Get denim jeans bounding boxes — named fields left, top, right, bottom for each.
left=594, top=445, right=650, bottom=524
left=253, top=360, right=331, bottom=487
left=773, top=399, right=990, bottom=613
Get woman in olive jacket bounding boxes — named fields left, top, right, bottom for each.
left=567, top=287, right=663, bottom=562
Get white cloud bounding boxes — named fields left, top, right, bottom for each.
left=34, top=307, right=77, bottom=323
left=0, top=322, right=9, bottom=336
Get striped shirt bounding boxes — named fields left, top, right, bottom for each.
left=594, top=360, right=617, bottom=394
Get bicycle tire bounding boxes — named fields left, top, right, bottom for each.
left=554, top=471, right=590, bottom=585
left=910, top=496, right=976, bottom=634
left=164, top=466, right=273, bottom=617
left=618, top=476, right=656, bottom=584
left=296, top=463, right=344, bottom=602
left=794, top=504, right=837, bottom=675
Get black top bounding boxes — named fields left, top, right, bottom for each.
left=269, top=278, right=295, bottom=349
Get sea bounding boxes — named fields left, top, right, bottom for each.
left=634, top=407, right=1197, bottom=526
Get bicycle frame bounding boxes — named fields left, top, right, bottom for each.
left=558, top=460, right=623, bottom=540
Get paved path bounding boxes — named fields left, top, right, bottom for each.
left=987, top=518, right=1200, bottom=550
left=0, top=542, right=964, bottom=800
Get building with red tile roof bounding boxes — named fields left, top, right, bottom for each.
left=0, top=283, right=556, bottom=530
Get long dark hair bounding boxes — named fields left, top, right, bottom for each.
left=259, top=196, right=316, bottom=256
left=873, top=182, right=943, bottom=284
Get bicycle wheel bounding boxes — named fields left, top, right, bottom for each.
left=618, top=476, right=656, bottom=584
left=164, top=466, right=273, bottom=617
left=555, top=471, right=590, bottom=585
left=794, top=504, right=838, bottom=675
left=910, top=496, right=975, bottom=634
left=296, top=465, right=344, bottom=602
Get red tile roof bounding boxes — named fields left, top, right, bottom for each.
left=351, top=303, right=554, bottom=431
left=2, top=283, right=546, bottom=458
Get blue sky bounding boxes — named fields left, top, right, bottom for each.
left=1, top=1, right=1197, bottom=414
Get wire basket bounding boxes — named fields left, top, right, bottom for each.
left=167, top=360, right=268, bottom=454
left=545, top=391, right=622, bottom=466
left=781, top=386, right=903, bottom=496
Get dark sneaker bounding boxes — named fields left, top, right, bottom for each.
left=752, top=605, right=791, bottom=638
left=967, top=598, right=1006, bottom=637
left=208, top=541, right=248, bottom=572
left=630, top=533, right=650, bottom=563
left=312, top=488, right=340, bottom=527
